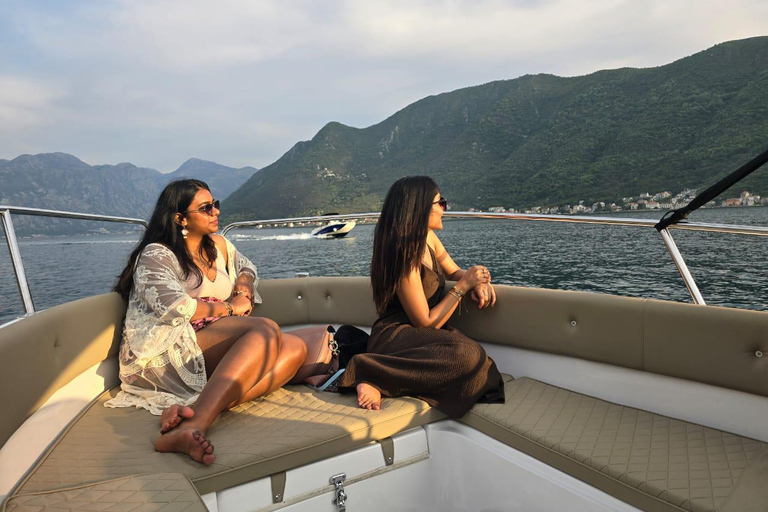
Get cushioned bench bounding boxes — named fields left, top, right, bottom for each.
left=10, top=375, right=768, bottom=512
left=3, top=281, right=768, bottom=511
left=462, top=377, right=768, bottom=512
left=3, top=473, right=207, bottom=512
left=12, top=385, right=444, bottom=497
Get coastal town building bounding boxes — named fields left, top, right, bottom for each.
left=498, top=189, right=765, bottom=216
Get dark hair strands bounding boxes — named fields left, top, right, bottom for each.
left=371, top=176, right=439, bottom=315
left=114, top=179, right=218, bottom=300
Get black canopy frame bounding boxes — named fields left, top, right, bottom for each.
left=655, top=147, right=768, bottom=231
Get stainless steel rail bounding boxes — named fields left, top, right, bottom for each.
left=0, top=205, right=148, bottom=316
left=223, top=211, right=768, bottom=236
left=2, top=206, right=766, bottom=320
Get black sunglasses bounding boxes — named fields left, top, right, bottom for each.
left=184, top=200, right=220, bottom=216
left=433, top=197, right=447, bottom=211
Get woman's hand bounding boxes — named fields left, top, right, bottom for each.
left=232, top=286, right=252, bottom=303
left=233, top=276, right=254, bottom=302
left=457, top=265, right=490, bottom=291
left=471, top=283, right=496, bottom=309
left=229, top=294, right=252, bottom=316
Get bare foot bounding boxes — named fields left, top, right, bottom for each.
left=357, top=383, right=382, bottom=410
left=155, top=427, right=216, bottom=465
left=160, top=404, right=195, bottom=433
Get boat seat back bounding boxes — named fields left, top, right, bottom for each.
left=447, top=284, right=768, bottom=398
left=0, top=293, right=125, bottom=449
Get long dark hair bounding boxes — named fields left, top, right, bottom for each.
left=114, top=179, right=217, bottom=300
left=371, top=176, right=440, bottom=314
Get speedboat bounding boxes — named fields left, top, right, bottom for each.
left=310, top=214, right=356, bottom=238
left=1, top=153, right=767, bottom=512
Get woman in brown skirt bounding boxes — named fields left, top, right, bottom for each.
left=338, top=176, right=505, bottom=417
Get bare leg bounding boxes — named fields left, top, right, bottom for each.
left=155, top=317, right=282, bottom=465
left=357, top=383, right=382, bottom=410
left=229, top=333, right=307, bottom=407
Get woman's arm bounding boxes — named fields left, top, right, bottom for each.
left=397, top=260, right=489, bottom=329
left=219, top=235, right=261, bottom=305
left=396, top=267, right=465, bottom=329
left=430, top=231, right=496, bottom=309
left=430, top=231, right=463, bottom=280
left=189, top=295, right=251, bottom=320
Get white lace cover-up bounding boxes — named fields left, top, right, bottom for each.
left=104, top=237, right=260, bottom=415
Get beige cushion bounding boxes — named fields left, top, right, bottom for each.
left=461, top=377, right=768, bottom=512
left=15, top=386, right=444, bottom=496
left=447, top=284, right=645, bottom=370
left=254, top=277, right=379, bottom=327
left=0, top=293, right=125, bottom=449
left=3, top=473, right=206, bottom=512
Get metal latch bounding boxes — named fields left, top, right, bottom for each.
left=330, top=473, right=347, bottom=511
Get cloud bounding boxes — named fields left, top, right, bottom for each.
left=334, top=0, right=768, bottom=72
left=1, top=0, right=766, bottom=169
left=0, top=76, right=64, bottom=132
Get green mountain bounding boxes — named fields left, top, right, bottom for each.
left=0, top=153, right=257, bottom=234
left=224, top=37, right=768, bottom=220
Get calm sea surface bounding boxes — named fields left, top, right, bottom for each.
left=1, top=207, right=766, bottom=325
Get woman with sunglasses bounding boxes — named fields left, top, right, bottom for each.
left=337, top=176, right=504, bottom=415
left=108, top=179, right=306, bottom=465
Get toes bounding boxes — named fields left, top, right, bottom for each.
left=195, top=431, right=214, bottom=454
left=372, top=402, right=380, bottom=410
left=161, top=417, right=180, bottom=433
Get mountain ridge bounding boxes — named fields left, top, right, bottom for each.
left=224, top=37, right=768, bottom=220
left=0, top=153, right=258, bottom=234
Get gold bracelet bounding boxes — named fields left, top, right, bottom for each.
left=223, top=301, right=234, bottom=316
left=448, top=287, right=464, bottom=302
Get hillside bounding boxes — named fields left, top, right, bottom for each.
left=225, top=37, right=768, bottom=220
left=0, top=154, right=257, bottom=234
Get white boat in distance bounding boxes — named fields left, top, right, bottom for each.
left=311, top=214, right=356, bottom=238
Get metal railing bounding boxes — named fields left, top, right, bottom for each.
left=224, top=211, right=768, bottom=307
left=3, top=207, right=767, bottom=321
left=1, top=206, right=148, bottom=316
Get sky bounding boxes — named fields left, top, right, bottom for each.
left=1, top=0, right=766, bottom=172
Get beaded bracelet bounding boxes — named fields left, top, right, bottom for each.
left=223, top=301, right=234, bottom=316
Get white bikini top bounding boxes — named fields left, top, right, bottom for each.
left=186, top=249, right=233, bottom=301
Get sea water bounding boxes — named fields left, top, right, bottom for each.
left=1, top=207, right=766, bottom=324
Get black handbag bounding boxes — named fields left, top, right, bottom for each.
left=335, top=325, right=369, bottom=369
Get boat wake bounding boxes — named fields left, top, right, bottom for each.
left=229, top=233, right=314, bottom=241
